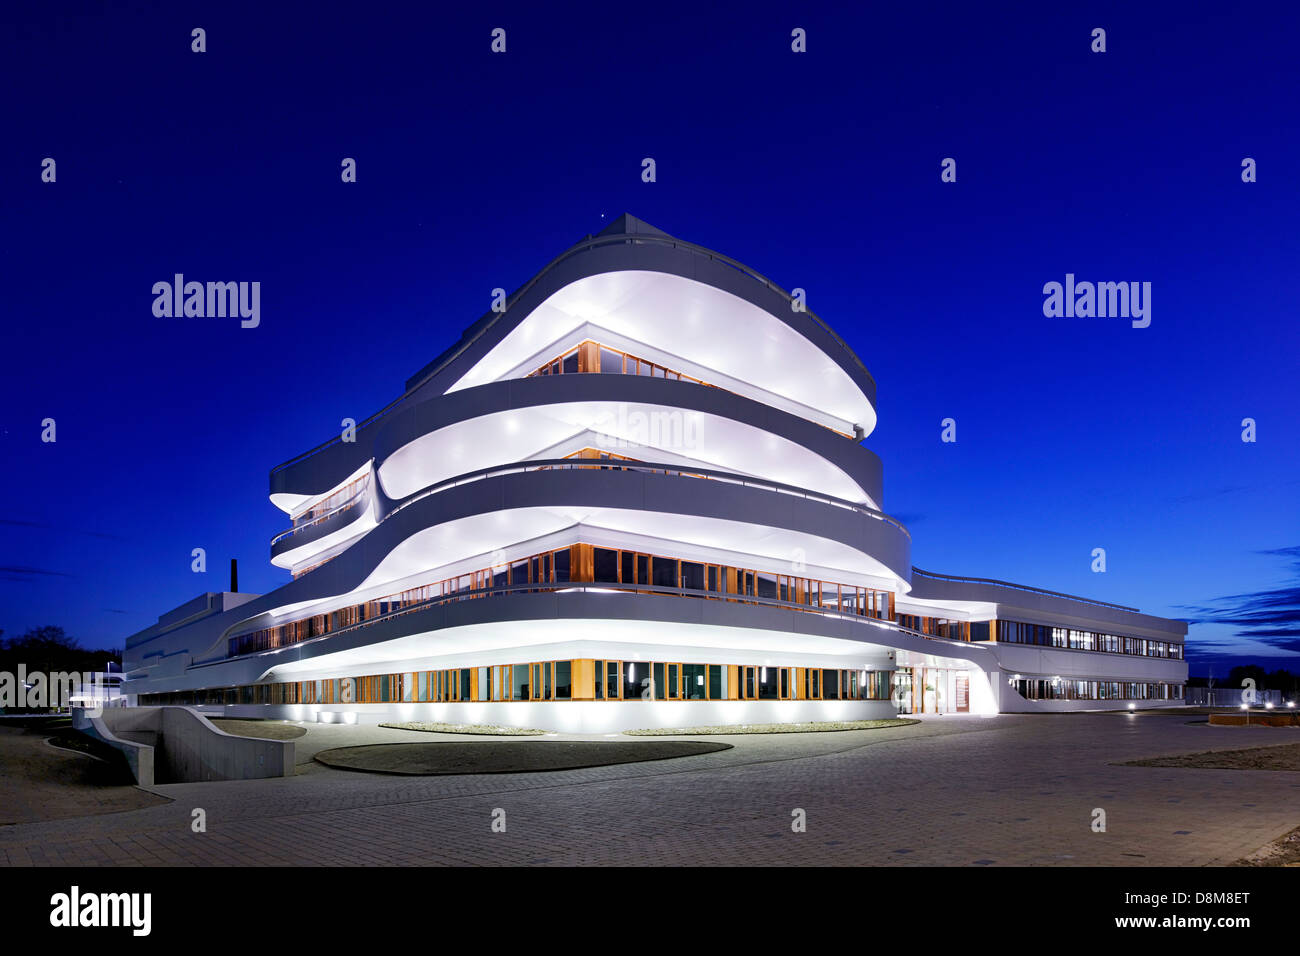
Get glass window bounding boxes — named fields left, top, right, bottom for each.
left=680, top=561, right=704, bottom=591
left=667, top=664, right=679, bottom=699
left=683, top=664, right=707, bottom=700
left=512, top=664, right=529, bottom=701
left=623, top=662, right=647, bottom=700
left=594, top=548, right=618, bottom=582
left=562, top=351, right=579, bottom=374
left=621, top=551, right=633, bottom=584
left=599, top=348, right=622, bottom=373
left=606, top=661, right=620, bottom=700
left=709, top=665, right=723, bottom=700
left=758, top=666, right=780, bottom=699
left=756, top=573, right=777, bottom=599
left=553, top=661, right=572, bottom=700
left=653, top=662, right=666, bottom=700
left=652, top=558, right=677, bottom=588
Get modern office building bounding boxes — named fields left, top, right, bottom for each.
left=122, top=215, right=1188, bottom=732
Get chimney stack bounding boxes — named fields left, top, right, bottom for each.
left=230, top=558, right=238, bottom=593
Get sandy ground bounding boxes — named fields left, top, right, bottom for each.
left=1122, top=741, right=1300, bottom=771
left=0, top=725, right=169, bottom=826
left=1233, top=824, right=1300, bottom=866
left=314, top=739, right=732, bottom=775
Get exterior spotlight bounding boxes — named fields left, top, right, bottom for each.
left=1265, top=702, right=1274, bottom=710
left=1289, top=701, right=1296, bottom=709
left=1128, top=703, right=1136, bottom=711
left=1240, top=704, right=1248, bottom=710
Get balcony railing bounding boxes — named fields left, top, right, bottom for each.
left=212, top=580, right=967, bottom=665
left=382, top=457, right=909, bottom=539
left=271, top=482, right=371, bottom=548
left=910, top=567, right=1138, bottom=613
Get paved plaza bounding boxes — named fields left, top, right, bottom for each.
left=2, top=713, right=1297, bottom=866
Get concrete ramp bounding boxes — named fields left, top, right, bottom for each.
left=73, top=706, right=294, bottom=785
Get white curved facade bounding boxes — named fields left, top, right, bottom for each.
left=122, top=214, right=1187, bottom=731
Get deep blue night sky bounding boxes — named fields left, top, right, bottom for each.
left=3, top=2, right=1297, bottom=675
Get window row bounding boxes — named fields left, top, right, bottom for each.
left=586, top=545, right=894, bottom=618
left=140, top=660, right=894, bottom=705
left=528, top=339, right=714, bottom=387
left=995, top=620, right=1184, bottom=659
left=231, top=543, right=896, bottom=657
left=1012, top=679, right=1185, bottom=701
left=897, top=615, right=971, bottom=641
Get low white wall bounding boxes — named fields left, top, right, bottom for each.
left=224, top=699, right=899, bottom=733
left=1005, top=698, right=1185, bottom=713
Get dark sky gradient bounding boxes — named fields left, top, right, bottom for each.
left=3, top=1, right=1297, bottom=676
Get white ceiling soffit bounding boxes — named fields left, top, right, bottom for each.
left=445, top=271, right=876, bottom=436
left=268, top=459, right=373, bottom=516
left=263, top=618, right=902, bottom=678
left=377, top=402, right=876, bottom=507
left=353, top=506, right=906, bottom=596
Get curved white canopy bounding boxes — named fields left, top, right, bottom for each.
left=446, top=271, right=877, bottom=436
left=377, top=402, right=877, bottom=507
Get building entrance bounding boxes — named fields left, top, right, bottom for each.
left=902, top=667, right=972, bottom=714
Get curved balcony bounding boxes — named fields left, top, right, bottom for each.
left=270, top=484, right=374, bottom=567
left=206, top=462, right=915, bottom=667
left=372, top=376, right=881, bottom=508
left=216, top=580, right=991, bottom=668
left=380, top=457, right=907, bottom=541
left=270, top=219, right=878, bottom=503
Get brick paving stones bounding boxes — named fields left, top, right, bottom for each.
left=1, top=714, right=1295, bottom=866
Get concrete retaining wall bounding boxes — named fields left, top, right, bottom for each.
left=73, top=706, right=294, bottom=784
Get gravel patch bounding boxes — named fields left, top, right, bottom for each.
left=315, top=740, right=732, bottom=775
left=624, top=718, right=920, bottom=736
